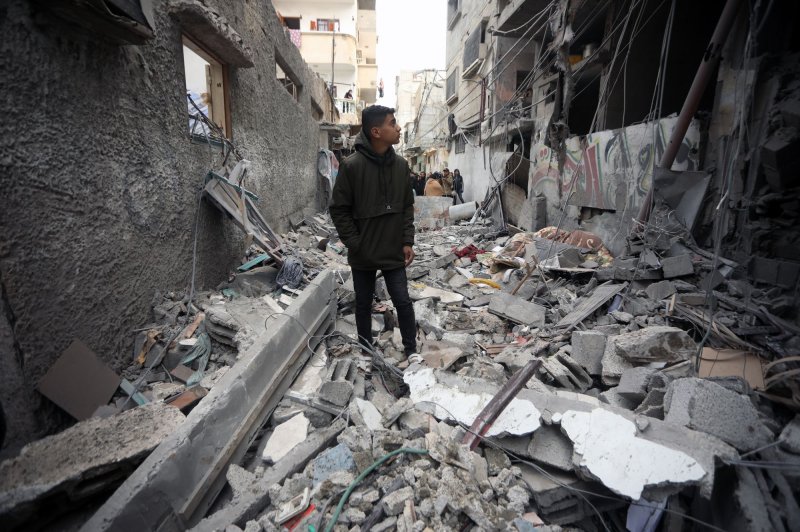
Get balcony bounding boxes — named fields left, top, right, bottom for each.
left=496, top=0, right=552, bottom=38
left=299, top=31, right=358, bottom=69
left=335, top=98, right=361, bottom=126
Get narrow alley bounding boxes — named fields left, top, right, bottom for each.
left=1, top=1, right=799, bottom=531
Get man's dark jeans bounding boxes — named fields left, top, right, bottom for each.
left=352, top=267, right=417, bottom=355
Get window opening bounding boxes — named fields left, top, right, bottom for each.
left=183, top=36, right=229, bottom=139
left=314, top=19, right=340, bottom=32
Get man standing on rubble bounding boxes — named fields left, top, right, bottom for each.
left=330, top=105, right=418, bottom=358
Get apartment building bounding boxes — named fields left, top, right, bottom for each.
left=273, top=0, right=379, bottom=126
left=396, top=70, right=450, bottom=172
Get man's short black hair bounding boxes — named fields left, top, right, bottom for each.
left=362, top=105, right=395, bottom=139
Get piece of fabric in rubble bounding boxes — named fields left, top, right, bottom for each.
left=535, top=226, right=614, bottom=265
left=276, top=256, right=303, bottom=289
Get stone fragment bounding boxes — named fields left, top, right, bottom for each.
left=610, top=310, right=634, bottom=324
left=645, top=280, right=677, bottom=301
left=664, top=378, right=773, bottom=452
left=318, top=358, right=357, bottom=407
left=617, top=368, right=658, bottom=402
left=570, top=331, right=606, bottom=375
left=262, top=413, right=309, bottom=463
left=382, top=398, right=415, bottom=427
left=372, top=517, right=398, bottom=532
left=598, top=387, right=639, bottom=411
left=312, top=443, right=356, bottom=486
left=613, top=326, right=696, bottom=363
left=494, top=344, right=534, bottom=373
left=601, top=336, right=634, bottom=385
left=488, top=292, right=546, bottom=327
left=350, top=398, right=383, bottom=431
left=780, top=415, right=800, bottom=455
left=382, top=486, right=415, bottom=515
left=529, top=425, right=574, bottom=472
left=484, top=447, right=512, bottom=475
left=661, top=254, right=694, bottom=278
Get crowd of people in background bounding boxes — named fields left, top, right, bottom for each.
left=410, top=167, right=465, bottom=204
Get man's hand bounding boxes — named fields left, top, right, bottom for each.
left=403, top=245, right=415, bottom=267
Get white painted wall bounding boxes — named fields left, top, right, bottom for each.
left=272, top=0, right=358, bottom=37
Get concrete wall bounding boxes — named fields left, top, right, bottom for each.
left=0, top=0, right=330, bottom=451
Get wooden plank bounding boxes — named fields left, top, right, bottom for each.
left=555, top=282, right=627, bottom=330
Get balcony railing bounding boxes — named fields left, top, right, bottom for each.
left=335, top=98, right=358, bottom=115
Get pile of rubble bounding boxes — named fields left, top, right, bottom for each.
left=2, top=208, right=799, bottom=532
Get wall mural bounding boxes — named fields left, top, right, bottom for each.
left=529, top=117, right=701, bottom=211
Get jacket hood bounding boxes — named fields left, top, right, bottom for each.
left=354, top=130, right=396, bottom=166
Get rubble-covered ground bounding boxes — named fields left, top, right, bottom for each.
left=2, top=210, right=799, bottom=532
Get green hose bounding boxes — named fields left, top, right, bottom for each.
left=322, top=447, right=429, bottom=532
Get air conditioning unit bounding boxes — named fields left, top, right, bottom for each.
left=462, top=20, right=488, bottom=79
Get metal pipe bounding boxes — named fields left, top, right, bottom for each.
left=635, top=0, right=743, bottom=225
left=461, top=341, right=547, bottom=450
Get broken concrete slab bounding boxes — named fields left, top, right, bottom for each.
left=664, top=378, right=773, bottom=452
left=558, top=408, right=706, bottom=499
left=601, top=336, right=634, bottom=386
left=570, top=331, right=606, bottom=375
left=613, top=326, right=696, bottom=363
left=85, top=271, right=336, bottom=532
left=488, top=292, right=546, bottom=327
left=494, top=344, right=535, bottom=373
left=660, top=254, right=694, bottom=278
left=0, top=403, right=184, bottom=527
left=528, top=425, right=574, bottom=472
left=780, top=415, right=800, bottom=455
left=413, top=285, right=464, bottom=305
left=261, top=414, right=309, bottom=464
left=405, top=368, right=542, bottom=438
left=645, top=280, right=677, bottom=301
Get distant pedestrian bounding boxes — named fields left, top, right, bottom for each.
left=441, top=168, right=454, bottom=197
left=424, top=172, right=445, bottom=196
left=344, top=89, right=353, bottom=99
left=452, top=169, right=465, bottom=204
left=378, top=78, right=385, bottom=98
left=414, top=172, right=427, bottom=196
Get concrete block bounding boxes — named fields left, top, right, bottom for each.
left=318, top=358, right=357, bottom=407
left=645, top=280, right=676, bottom=301
left=570, top=331, right=606, bottom=375
left=617, top=368, right=658, bottom=402
left=541, top=353, right=593, bottom=392
left=382, top=486, right=414, bottom=516
left=528, top=425, right=574, bottom=472
left=494, top=345, right=535, bottom=373
left=261, top=414, right=309, bottom=463
left=613, top=326, right=696, bottom=363
left=598, top=388, right=638, bottom=411
left=601, top=336, right=634, bottom=386
left=661, top=254, right=694, bottom=278
left=381, top=398, right=414, bottom=427
left=488, top=292, right=546, bottom=327
left=664, top=378, right=773, bottom=452
left=0, top=403, right=184, bottom=524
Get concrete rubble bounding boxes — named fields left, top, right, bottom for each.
left=2, top=211, right=798, bottom=532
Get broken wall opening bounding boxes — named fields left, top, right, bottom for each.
left=275, top=48, right=302, bottom=102
left=599, top=0, right=725, bottom=131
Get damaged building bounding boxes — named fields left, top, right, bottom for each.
left=1, top=0, right=800, bottom=532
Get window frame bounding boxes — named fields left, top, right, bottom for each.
left=182, top=34, right=232, bottom=139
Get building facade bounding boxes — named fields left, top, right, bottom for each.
left=0, top=0, right=338, bottom=452
left=272, top=0, right=379, bottom=126
left=396, top=69, right=450, bottom=173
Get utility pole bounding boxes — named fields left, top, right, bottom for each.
left=330, top=24, right=336, bottom=99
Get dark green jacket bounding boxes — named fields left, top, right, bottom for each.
left=329, top=132, right=415, bottom=270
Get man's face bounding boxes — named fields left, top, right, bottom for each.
left=421, top=172, right=426, bottom=178
left=371, top=113, right=401, bottom=145
left=443, top=169, right=450, bottom=177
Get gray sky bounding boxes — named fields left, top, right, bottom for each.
left=375, top=0, right=446, bottom=106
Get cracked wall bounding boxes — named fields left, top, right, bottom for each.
left=0, top=0, right=332, bottom=450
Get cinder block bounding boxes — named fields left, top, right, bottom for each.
left=570, top=331, right=606, bottom=375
